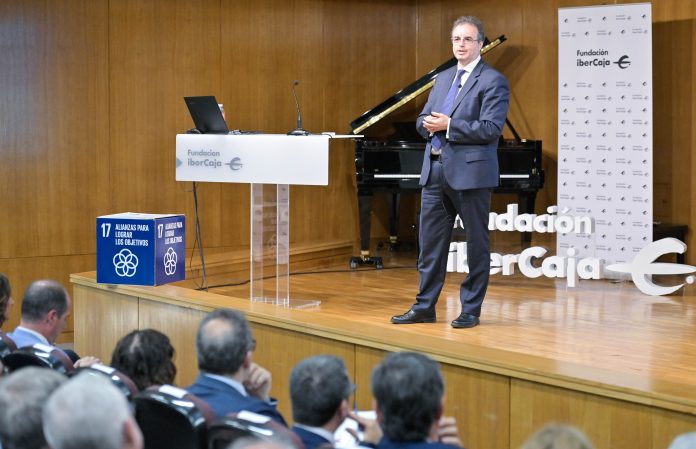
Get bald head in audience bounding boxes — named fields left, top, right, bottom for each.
left=0, top=367, right=67, bottom=449
left=668, top=432, right=696, bottom=449
left=11, top=279, right=71, bottom=345
left=227, top=436, right=296, bottom=449
left=42, top=372, right=143, bottom=449
left=520, top=423, right=595, bottom=449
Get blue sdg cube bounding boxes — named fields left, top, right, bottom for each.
left=97, top=213, right=186, bottom=286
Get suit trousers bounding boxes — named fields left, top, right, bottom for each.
left=414, top=157, right=492, bottom=316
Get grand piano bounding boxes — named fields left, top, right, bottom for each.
left=349, top=36, right=544, bottom=268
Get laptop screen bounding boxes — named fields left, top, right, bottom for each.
left=184, top=96, right=229, bottom=134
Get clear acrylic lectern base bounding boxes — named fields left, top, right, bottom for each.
left=250, top=183, right=321, bottom=309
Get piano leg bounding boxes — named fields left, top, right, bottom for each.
left=517, top=191, right=537, bottom=246
left=358, top=192, right=373, bottom=254
left=349, top=192, right=383, bottom=269
left=388, top=193, right=400, bottom=251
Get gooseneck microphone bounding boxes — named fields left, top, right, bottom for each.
left=287, top=80, right=310, bottom=136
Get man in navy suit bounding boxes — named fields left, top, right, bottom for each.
left=289, top=355, right=353, bottom=449
left=372, top=352, right=463, bottom=449
left=187, top=308, right=287, bottom=425
left=392, top=16, right=510, bottom=328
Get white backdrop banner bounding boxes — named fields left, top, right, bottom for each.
left=557, top=2, right=652, bottom=264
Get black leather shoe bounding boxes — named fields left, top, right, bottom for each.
left=451, top=313, right=480, bottom=328
left=391, top=309, right=436, bottom=324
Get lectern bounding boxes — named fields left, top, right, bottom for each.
left=175, top=134, right=329, bottom=307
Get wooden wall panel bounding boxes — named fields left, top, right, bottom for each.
left=441, top=364, right=510, bottom=449
left=219, top=0, right=419, bottom=246
left=0, top=0, right=109, bottom=259
left=510, top=379, right=696, bottom=449
left=108, top=0, right=224, bottom=248
left=73, top=283, right=138, bottom=360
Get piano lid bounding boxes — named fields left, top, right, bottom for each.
left=350, top=35, right=507, bottom=135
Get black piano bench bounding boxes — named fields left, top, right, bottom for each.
left=653, top=222, right=688, bottom=264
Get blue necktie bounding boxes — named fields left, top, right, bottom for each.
left=431, top=69, right=465, bottom=150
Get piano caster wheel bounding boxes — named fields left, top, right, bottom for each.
left=349, top=256, right=384, bottom=270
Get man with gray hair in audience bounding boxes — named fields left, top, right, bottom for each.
left=668, top=432, right=696, bottom=449
left=8, top=279, right=98, bottom=366
left=289, top=355, right=354, bottom=449
left=0, top=367, right=66, bottom=449
left=187, top=308, right=286, bottom=424
left=371, top=352, right=463, bottom=449
left=42, top=372, right=143, bottom=449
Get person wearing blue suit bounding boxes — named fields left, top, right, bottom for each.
left=289, top=355, right=353, bottom=449
left=186, top=308, right=287, bottom=425
left=371, top=352, right=463, bottom=449
left=392, top=15, right=510, bottom=328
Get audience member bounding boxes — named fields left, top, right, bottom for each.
left=0, top=367, right=67, bottom=449
left=187, top=308, right=286, bottom=424
left=43, top=372, right=143, bottom=449
left=668, top=432, right=696, bottom=449
left=110, top=328, right=177, bottom=390
left=0, top=273, right=14, bottom=374
left=0, top=273, right=13, bottom=329
left=7, top=279, right=98, bottom=367
left=371, top=352, right=462, bottom=449
left=289, top=355, right=353, bottom=449
left=519, top=423, right=595, bottom=449
left=227, top=436, right=295, bottom=449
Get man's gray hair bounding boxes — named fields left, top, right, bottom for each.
left=452, top=15, right=485, bottom=42
left=0, top=367, right=67, bottom=449
left=197, top=308, right=254, bottom=375
left=668, top=432, right=696, bottom=449
left=290, top=355, right=351, bottom=426
left=520, top=423, right=595, bottom=449
left=43, top=372, right=132, bottom=449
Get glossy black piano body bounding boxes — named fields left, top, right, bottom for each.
left=349, top=36, right=545, bottom=267
left=355, top=136, right=543, bottom=250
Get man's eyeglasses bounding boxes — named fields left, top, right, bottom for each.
left=248, top=339, right=256, bottom=352
left=451, top=36, right=480, bottom=45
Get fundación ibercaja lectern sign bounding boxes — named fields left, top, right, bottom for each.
left=175, top=133, right=330, bottom=308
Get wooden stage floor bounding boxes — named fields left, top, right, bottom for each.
left=200, top=245, right=696, bottom=401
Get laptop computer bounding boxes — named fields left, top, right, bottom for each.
left=183, top=96, right=229, bottom=134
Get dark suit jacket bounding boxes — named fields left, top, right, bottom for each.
left=377, top=437, right=462, bottom=449
left=292, top=425, right=333, bottom=449
left=416, top=60, right=509, bottom=190
left=186, top=373, right=287, bottom=426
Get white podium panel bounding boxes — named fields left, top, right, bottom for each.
left=176, top=134, right=328, bottom=307
left=176, top=134, right=329, bottom=185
